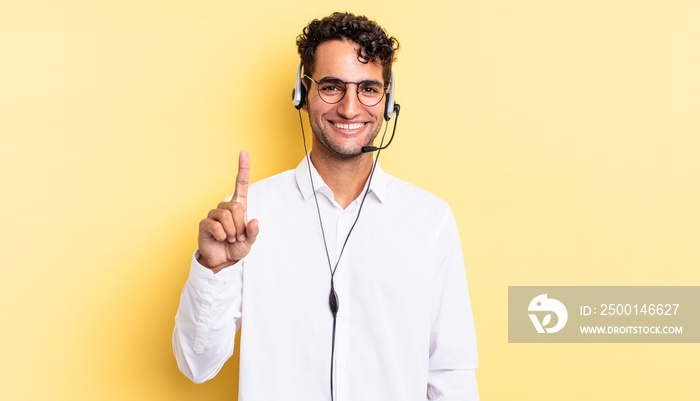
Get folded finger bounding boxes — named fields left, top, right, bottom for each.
left=199, top=218, right=227, bottom=242
left=208, top=207, right=237, bottom=242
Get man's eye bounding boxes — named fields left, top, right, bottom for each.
left=359, top=84, right=383, bottom=96
left=320, top=85, right=343, bottom=92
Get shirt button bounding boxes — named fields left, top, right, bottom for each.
left=208, top=279, right=217, bottom=286
left=201, top=317, right=209, bottom=324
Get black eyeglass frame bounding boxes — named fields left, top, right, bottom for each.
left=304, top=74, right=388, bottom=107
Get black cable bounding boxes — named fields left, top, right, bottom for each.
left=330, top=313, right=337, bottom=398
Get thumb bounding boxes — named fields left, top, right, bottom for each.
left=244, top=218, right=260, bottom=246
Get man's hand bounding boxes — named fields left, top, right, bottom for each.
left=198, top=150, right=260, bottom=273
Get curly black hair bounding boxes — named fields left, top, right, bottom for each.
left=297, top=12, right=400, bottom=84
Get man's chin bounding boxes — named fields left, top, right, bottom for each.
left=324, top=146, right=365, bottom=160
left=312, top=128, right=377, bottom=160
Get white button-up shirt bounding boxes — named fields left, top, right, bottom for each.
left=173, top=158, right=479, bottom=400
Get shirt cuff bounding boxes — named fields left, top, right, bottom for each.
left=189, top=250, right=240, bottom=292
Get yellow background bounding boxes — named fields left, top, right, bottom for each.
left=1, top=0, right=698, bottom=399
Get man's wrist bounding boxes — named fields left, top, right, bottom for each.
left=196, top=252, right=239, bottom=274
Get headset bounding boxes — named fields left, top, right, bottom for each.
left=292, top=61, right=397, bottom=121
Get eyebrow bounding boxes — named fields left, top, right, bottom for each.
left=319, top=76, right=384, bottom=86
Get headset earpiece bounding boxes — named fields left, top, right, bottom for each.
left=292, top=61, right=306, bottom=110
left=384, top=70, right=396, bottom=121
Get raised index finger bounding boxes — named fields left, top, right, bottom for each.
left=233, top=150, right=250, bottom=204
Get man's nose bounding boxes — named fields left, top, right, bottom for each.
left=337, top=85, right=361, bottom=118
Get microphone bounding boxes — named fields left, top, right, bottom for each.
left=361, top=145, right=388, bottom=153
left=362, top=104, right=400, bottom=153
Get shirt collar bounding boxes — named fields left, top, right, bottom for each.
left=294, top=155, right=388, bottom=203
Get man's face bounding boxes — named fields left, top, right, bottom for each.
left=304, top=40, right=386, bottom=159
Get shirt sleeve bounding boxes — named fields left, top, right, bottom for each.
left=172, top=251, right=243, bottom=383
left=427, top=208, right=479, bottom=400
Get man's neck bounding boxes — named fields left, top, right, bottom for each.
left=309, top=148, right=374, bottom=209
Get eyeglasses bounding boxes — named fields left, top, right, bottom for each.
left=305, top=74, right=387, bottom=107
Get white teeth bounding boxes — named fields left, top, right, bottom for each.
left=334, top=122, right=365, bottom=130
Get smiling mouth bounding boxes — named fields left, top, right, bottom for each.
left=333, top=122, right=366, bottom=130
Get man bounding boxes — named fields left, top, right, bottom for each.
left=173, top=12, right=478, bottom=400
